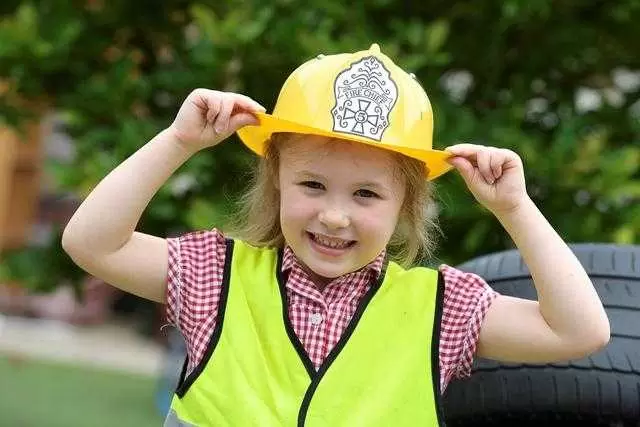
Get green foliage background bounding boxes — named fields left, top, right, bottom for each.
left=1, top=0, right=639, bottom=291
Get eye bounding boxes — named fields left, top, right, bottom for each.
left=354, top=189, right=380, bottom=199
left=299, top=181, right=325, bottom=190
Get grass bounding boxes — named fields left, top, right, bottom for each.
left=0, top=354, right=165, bottom=427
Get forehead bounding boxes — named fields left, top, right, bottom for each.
left=279, top=135, right=398, bottom=178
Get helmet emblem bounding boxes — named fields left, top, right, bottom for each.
left=331, top=56, right=398, bottom=141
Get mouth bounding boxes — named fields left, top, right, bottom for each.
left=306, top=232, right=356, bottom=251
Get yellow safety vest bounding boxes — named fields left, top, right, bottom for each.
left=165, top=239, right=445, bottom=426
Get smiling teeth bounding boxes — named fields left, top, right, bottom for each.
left=313, top=234, right=351, bottom=249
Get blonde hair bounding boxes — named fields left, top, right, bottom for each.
left=228, top=133, right=440, bottom=268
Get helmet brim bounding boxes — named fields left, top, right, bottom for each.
left=237, top=112, right=454, bottom=181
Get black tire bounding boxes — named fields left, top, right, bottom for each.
left=442, top=243, right=640, bottom=426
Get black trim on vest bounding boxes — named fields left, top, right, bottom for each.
left=296, top=258, right=390, bottom=427
left=432, top=271, right=447, bottom=426
left=175, top=239, right=235, bottom=398
left=276, top=248, right=316, bottom=378
left=174, top=353, right=189, bottom=394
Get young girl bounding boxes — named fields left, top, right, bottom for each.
left=62, top=44, right=610, bottom=426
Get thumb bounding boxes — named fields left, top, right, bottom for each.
left=447, top=156, right=476, bottom=184
left=228, top=112, right=260, bottom=133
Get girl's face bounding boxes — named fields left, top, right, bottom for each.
left=278, top=135, right=405, bottom=285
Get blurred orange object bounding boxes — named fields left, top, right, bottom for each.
left=0, top=122, right=43, bottom=253
left=0, top=128, right=17, bottom=251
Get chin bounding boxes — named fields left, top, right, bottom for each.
left=304, top=259, right=355, bottom=280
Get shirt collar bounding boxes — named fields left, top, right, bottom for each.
left=281, top=245, right=386, bottom=279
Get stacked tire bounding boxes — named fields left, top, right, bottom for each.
left=443, top=244, right=640, bottom=427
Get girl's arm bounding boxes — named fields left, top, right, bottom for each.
left=446, top=144, right=610, bottom=363
left=477, top=198, right=610, bottom=362
left=62, top=129, right=190, bottom=302
left=62, top=89, right=265, bottom=302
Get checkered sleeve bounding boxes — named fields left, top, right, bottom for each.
left=165, top=229, right=228, bottom=371
left=439, top=264, right=499, bottom=388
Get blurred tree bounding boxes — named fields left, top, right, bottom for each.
left=0, top=0, right=638, bottom=292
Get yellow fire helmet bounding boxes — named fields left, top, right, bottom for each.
left=237, top=43, right=453, bottom=180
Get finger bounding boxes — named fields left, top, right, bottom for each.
left=477, top=148, right=495, bottom=184
left=445, top=143, right=485, bottom=158
left=232, top=93, right=267, bottom=113
left=500, top=149, right=522, bottom=169
left=447, top=156, right=476, bottom=184
left=489, top=149, right=504, bottom=179
left=214, top=96, right=234, bottom=134
left=227, top=111, right=260, bottom=133
left=206, top=95, right=222, bottom=124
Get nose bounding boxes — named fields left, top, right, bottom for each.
left=318, top=208, right=350, bottom=230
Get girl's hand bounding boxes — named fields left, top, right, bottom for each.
left=445, top=143, right=529, bottom=216
left=169, top=89, right=266, bottom=153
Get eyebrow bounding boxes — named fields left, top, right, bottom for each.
left=296, top=170, right=388, bottom=190
left=297, top=171, right=325, bottom=181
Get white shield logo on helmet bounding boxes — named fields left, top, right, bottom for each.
left=331, top=56, right=398, bottom=141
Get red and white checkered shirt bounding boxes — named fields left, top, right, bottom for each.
left=166, top=230, right=498, bottom=392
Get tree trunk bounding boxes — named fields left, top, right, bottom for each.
left=0, top=123, right=43, bottom=254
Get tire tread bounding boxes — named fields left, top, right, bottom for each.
left=444, top=243, right=640, bottom=424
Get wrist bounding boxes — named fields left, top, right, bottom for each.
left=492, top=196, right=537, bottom=223
left=163, top=126, right=201, bottom=157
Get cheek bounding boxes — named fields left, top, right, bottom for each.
left=356, top=205, right=400, bottom=239
left=280, top=188, right=316, bottom=222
